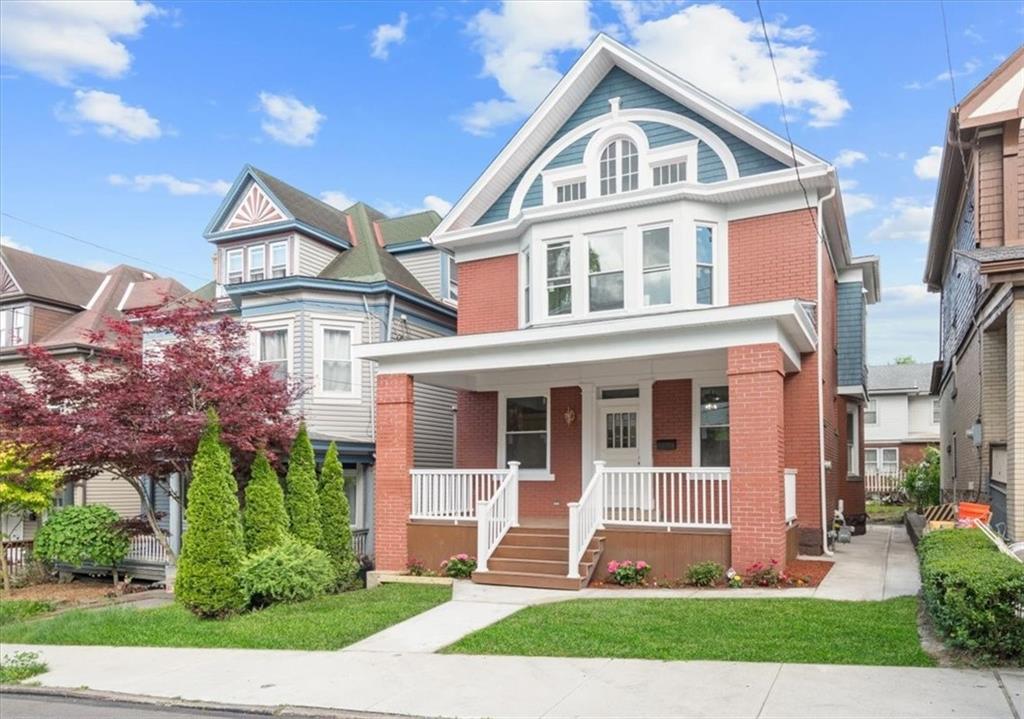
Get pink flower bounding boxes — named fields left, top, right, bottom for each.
left=607, top=560, right=619, bottom=573
left=456, top=553, right=469, bottom=561
left=637, top=561, right=649, bottom=570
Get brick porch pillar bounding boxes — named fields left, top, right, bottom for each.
left=727, top=343, right=788, bottom=571
left=375, top=373, right=415, bottom=571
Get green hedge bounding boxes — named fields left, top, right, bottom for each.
left=918, top=529, right=1024, bottom=663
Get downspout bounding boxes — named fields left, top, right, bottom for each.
left=817, top=178, right=838, bottom=556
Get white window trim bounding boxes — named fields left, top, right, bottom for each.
left=586, top=230, right=626, bottom=314
left=543, top=237, right=574, bottom=319
left=695, top=221, right=717, bottom=306
left=931, top=398, right=941, bottom=425
left=879, top=447, right=900, bottom=474
left=225, top=248, right=244, bottom=284
left=0, top=305, right=28, bottom=348
left=641, top=223, right=672, bottom=307
left=312, top=317, right=362, bottom=402
left=248, top=245, right=266, bottom=282
left=269, top=240, right=289, bottom=278
left=847, top=405, right=860, bottom=476
left=865, top=399, right=878, bottom=425
left=248, top=317, right=293, bottom=381
left=349, top=466, right=366, bottom=529
left=691, top=379, right=730, bottom=468
left=520, top=248, right=531, bottom=326
left=446, top=254, right=458, bottom=303
left=497, top=389, right=553, bottom=481
left=864, top=448, right=878, bottom=475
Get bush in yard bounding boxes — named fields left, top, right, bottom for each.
left=240, top=536, right=335, bottom=607
left=746, top=560, right=782, bottom=587
left=242, top=452, right=289, bottom=554
left=32, top=505, right=130, bottom=584
left=284, top=424, right=321, bottom=547
left=318, top=442, right=358, bottom=589
left=606, top=560, right=651, bottom=586
left=918, top=529, right=1024, bottom=663
left=406, top=557, right=435, bottom=577
left=175, top=410, right=248, bottom=618
left=903, top=447, right=941, bottom=512
left=441, top=553, right=476, bottom=578
left=686, top=561, right=724, bottom=587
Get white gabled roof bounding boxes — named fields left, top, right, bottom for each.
left=436, top=33, right=826, bottom=236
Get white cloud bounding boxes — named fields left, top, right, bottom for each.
left=257, top=92, right=325, bottom=146
left=320, top=190, right=357, bottom=210
left=914, top=146, right=943, bottom=180
left=0, top=1, right=161, bottom=85
left=868, top=283, right=939, bottom=364
left=833, top=149, right=867, bottom=168
left=422, top=195, right=453, bottom=216
left=107, top=173, right=230, bottom=196
left=63, top=89, right=161, bottom=141
left=868, top=199, right=933, bottom=244
left=1, top=235, right=32, bottom=253
left=371, top=12, right=408, bottom=60
left=884, top=283, right=935, bottom=307
left=627, top=4, right=849, bottom=127
left=459, top=1, right=595, bottom=135
left=84, top=260, right=114, bottom=272
left=905, top=59, right=981, bottom=90
left=843, top=193, right=875, bottom=216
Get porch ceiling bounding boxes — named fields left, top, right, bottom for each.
left=355, top=300, right=816, bottom=390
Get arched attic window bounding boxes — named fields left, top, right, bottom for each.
left=599, top=138, right=639, bottom=196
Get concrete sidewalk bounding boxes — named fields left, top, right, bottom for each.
left=4, top=643, right=1020, bottom=718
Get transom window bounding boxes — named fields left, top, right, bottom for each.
left=696, top=225, right=714, bottom=305
left=599, top=139, right=638, bottom=196
left=556, top=181, right=586, bottom=204
left=270, top=241, right=288, bottom=278
left=587, top=233, right=624, bottom=312
left=0, top=306, right=27, bottom=348
left=258, top=329, right=288, bottom=381
left=248, top=245, right=265, bottom=282
left=226, top=249, right=243, bottom=284
left=653, top=161, right=686, bottom=187
left=321, top=328, right=353, bottom=393
left=642, top=227, right=671, bottom=306
left=546, top=240, right=572, bottom=316
left=699, top=386, right=730, bottom=467
left=505, top=396, right=547, bottom=470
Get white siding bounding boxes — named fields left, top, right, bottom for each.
left=865, top=394, right=908, bottom=443
left=396, top=249, right=444, bottom=300
left=297, top=235, right=338, bottom=277
left=908, top=395, right=940, bottom=440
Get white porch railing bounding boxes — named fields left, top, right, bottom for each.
left=476, top=462, right=520, bottom=572
left=601, top=466, right=731, bottom=529
left=865, top=471, right=904, bottom=495
left=568, top=461, right=605, bottom=579
left=125, top=535, right=167, bottom=563
left=410, top=468, right=509, bottom=521
left=782, top=467, right=798, bottom=524
left=352, top=528, right=369, bottom=556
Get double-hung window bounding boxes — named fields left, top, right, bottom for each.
left=588, top=233, right=624, bottom=312
left=248, top=245, right=265, bottom=282
left=699, top=386, right=730, bottom=466
left=847, top=406, right=859, bottom=475
left=447, top=255, right=458, bottom=301
left=642, top=227, right=671, bottom=306
left=226, top=249, right=244, bottom=284
left=258, top=329, right=288, bottom=381
left=864, top=448, right=878, bottom=475
left=270, top=241, right=288, bottom=278
left=880, top=448, right=899, bottom=475
left=505, top=396, right=547, bottom=471
left=696, top=225, right=714, bottom=305
left=546, top=240, right=572, bottom=316
left=0, top=306, right=26, bottom=348
left=932, top=398, right=940, bottom=424
left=865, top=400, right=877, bottom=424
left=321, top=328, right=353, bottom=393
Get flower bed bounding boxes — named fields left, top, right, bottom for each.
left=590, top=558, right=832, bottom=589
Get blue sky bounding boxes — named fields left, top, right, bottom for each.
left=1, top=1, right=1022, bottom=364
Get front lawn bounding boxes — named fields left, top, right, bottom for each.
left=445, top=596, right=933, bottom=667
left=0, top=600, right=53, bottom=626
left=866, top=500, right=907, bottom=524
left=0, top=583, right=449, bottom=651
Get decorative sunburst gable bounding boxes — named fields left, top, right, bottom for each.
left=223, top=182, right=286, bottom=231
left=0, top=257, right=21, bottom=296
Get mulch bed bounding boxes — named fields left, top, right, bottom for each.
left=1, top=578, right=117, bottom=606
left=786, top=558, right=833, bottom=586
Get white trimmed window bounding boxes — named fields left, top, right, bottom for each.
left=642, top=227, right=671, bottom=306
left=522, top=248, right=531, bottom=324
left=270, top=241, right=288, bottom=278
left=226, top=249, right=244, bottom=284
left=258, top=329, right=288, bottom=381
left=847, top=406, right=859, bottom=475
left=599, top=139, right=638, bottom=196
left=696, top=224, right=714, bottom=305
left=588, top=233, right=624, bottom=312
left=248, top=245, right=266, bottom=282
left=504, top=396, right=547, bottom=471
left=864, top=448, right=878, bottom=474
left=321, top=328, right=353, bottom=393
left=932, top=398, right=940, bottom=424
left=447, top=255, right=458, bottom=301
left=880, top=448, right=899, bottom=474
left=699, top=386, right=730, bottom=467
left=546, top=240, right=572, bottom=316
left=0, top=306, right=27, bottom=348
left=653, top=160, right=686, bottom=187
left=555, top=181, right=586, bottom=204
left=865, top=400, right=877, bottom=424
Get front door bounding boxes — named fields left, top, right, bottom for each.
left=599, top=405, right=640, bottom=467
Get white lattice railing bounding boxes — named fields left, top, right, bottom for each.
left=476, top=462, right=520, bottom=572
left=865, top=471, right=904, bottom=495
left=568, top=461, right=606, bottom=579
left=410, top=468, right=509, bottom=521
left=601, top=467, right=731, bottom=529
left=785, top=468, right=798, bottom=523
left=126, top=535, right=167, bottom=563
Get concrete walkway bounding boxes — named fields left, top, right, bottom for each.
left=5, top=643, right=1020, bottom=718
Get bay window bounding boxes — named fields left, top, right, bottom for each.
left=696, top=224, right=714, bottom=305
left=248, top=245, right=265, bottom=282
left=546, top=240, right=572, bottom=316
left=642, top=227, right=671, bottom=306
left=270, top=241, right=288, bottom=278
left=699, top=386, right=729, bottom=466
left=505, top=396, right=547, bottom=471
left=258, top=329, right=288, bottom=381
left=226, top=249, right=243, bottom=284
left=321, top=328, right=353, bottom=393
left=587, top=233, right=624, bottom=312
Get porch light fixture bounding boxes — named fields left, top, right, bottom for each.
left=563, top=407, right=576, bottom=426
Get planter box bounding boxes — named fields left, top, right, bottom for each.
left=366, top=571, right=454, bottom=589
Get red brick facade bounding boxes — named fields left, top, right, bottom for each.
left=456, top=390, right=498, bottom=467
left=519, top=386, right=583, bottom=517
left=457, top=254, right=519, bottom=335
left=374, top=374, right=416, bottom=571
left=729, top=209, right=817, bottom=304
left=652, top=379, right=693, bottom=466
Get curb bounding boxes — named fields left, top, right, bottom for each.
left=0, top=685, right=412, bottom=718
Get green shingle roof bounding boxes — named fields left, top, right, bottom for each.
left=249, top=167, right=353, bottom=244
left=377, top=210, right=442, bottom=246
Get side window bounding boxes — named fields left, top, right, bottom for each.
left=226, top=249, right=244, bottom=284
left=258, top=329, right=288, bottom=381
left=642, top=227, right=671, bottom=306
left=699, top=386, right=729, bottom=467
left=248, top=245, right=266, bottom=282
left=546, top=240, right=572, bottom=316
left=696, top=225, right=714, bottom=305
left=270, top=241, right=288, bottom=278
left=587, top=233, right=624, bottom=312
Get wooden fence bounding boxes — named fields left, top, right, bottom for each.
left=864, top=471, right=905, bottom=496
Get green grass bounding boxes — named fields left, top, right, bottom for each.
left=866, top=501, right=907, bottom=523
left=0, top=583, right=449, bottom=651
left=0, top=651, right=47, bottom=683
left=0, top=600, right=53, bottom=626
left=445, top=597, right=934, bottom=667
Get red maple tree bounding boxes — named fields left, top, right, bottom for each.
left=0, top=301, right=301, bottom=560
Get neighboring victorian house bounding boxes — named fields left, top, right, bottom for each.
left=864, top=363, right=940, bottom=479
left=0, top=246, right=188, bottom=541
left=357, top=35, right=880, bottom=589
left=924, top=47, right=1024, bottom=540
left=181, top=165, right=458, bottom=559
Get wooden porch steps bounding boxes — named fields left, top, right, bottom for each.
left=471, top=526, right=605, bottom=591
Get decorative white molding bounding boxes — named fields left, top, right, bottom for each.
left=225, top=183, right=286, bottom=231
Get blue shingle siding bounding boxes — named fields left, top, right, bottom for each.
left=546, top=133, right=593, bottom=169
left=837, top=282, right=866, bottom=387
left=636, top=121, right=694, bottom=148
left=474, top=66, right=787, bottom=226
left=522, top=175, right=544, bottom=209
left=940, top=179, right=979, bottom=367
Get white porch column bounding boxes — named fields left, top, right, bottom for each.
left=638, top=379, right=654, bottom=466
left=168, top=472, right=182, bottom=557
left=580, top=382, right=596, bottom=486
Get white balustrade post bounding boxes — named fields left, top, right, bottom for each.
left=508, top=461, right=520, bottom=527
left=593, top=460, right=606, bottom=528
left=477, top=499, right=491, bottom=572
left=567, top=501, right=581, bottom=580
